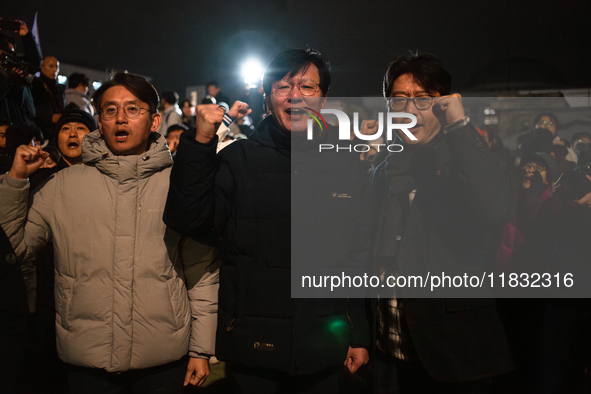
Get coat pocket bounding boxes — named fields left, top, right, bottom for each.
left=54, top=275, right=75, bottom=330
left=165, top=276, right=189, bottom=330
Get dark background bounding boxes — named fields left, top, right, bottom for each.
left=3, top=0, right=591, bottom=99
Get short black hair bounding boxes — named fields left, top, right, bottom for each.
left=92, top=72, right=159, bottom=115
left=68, top=73, right=89, bottom=89
left=383, top=52, right=451, bottom=98
left=180, top=99, right=192, bottom=107
left=206, top=81, right=219, bottom=88
left=521, top=152, right=557, bottom=183
left=167, top=124, right=188, bottom=135
left=161, top=91, right=179, bottom=106
left=571, top=131, right=591, bottom=145
left=0, top=117, right=10, bottom=128
left=262, top=49, right=331, bottom=97
left=5, top=123, right=43, bottom=155
left=43, top=143, right=62, bottom=164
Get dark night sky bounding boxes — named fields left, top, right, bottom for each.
left=4, top=0, right=591, bottom=99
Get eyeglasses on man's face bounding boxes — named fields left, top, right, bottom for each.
left=536, top=120, right=555, bottom=128
left=101, top=104, right=150, bottom=120
left=523, top=163, right=546, bottom=172
left=387, top=96, right=434, bottom=111
left=273, top=79, right=320, bottom=97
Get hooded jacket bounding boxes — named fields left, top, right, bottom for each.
left=0, top=130, right=218, bottom=372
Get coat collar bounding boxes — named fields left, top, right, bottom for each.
left=81, top=130, right=172, bottom=181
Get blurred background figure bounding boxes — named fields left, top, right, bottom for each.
left=158, top=90, right=182, bottom=137
left=239, top=82, right=265, bottom=127
left=165, top=123, right=187, bottom=157
left=0, top=20, right=40, bottom=127
left=571, top=131, right=591, bottom=161
left=0, top=118, right=8, bottom=150
left=180, top=99, right=196, bottom=128
left=65, top=72, right=94, bottom=116
left=533, top=112, right=577, bottom=163
left=201, top=80, right=230, bottom=105
left=31, top=55, right=65, bottom=141
left=0, top=122, right=44, bottom=173
left=478, top=127, right=513, bottom=176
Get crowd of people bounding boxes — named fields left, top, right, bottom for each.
left=1, top=19, right=591, bottom=394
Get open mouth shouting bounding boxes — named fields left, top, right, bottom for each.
left=286, top=107, right=308, bottom=120
left=115, top=130, right=129, bottom=142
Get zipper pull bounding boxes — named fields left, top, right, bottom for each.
left=226, top=319, right=237, bottom=331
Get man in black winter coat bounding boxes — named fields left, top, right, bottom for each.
left=164, top=49, right=372, bottom=393
left=371, top=53, right=515, bottom=393
left=31, top=56, right=65, bottom=141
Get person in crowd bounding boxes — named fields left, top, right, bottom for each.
left=525, top=149, right=591, bottom=393
left=533, top=112, right=577, bottom=163
left=498, top=151, right=558, bottom=269
left=0, top=122, right=44, bottom=174
left=39, top=144, right=60, bottom=168
left=201, top=81, right=230, bottom=105
left=0, top=226, right=28, bottom=394
left=29, top=108, right=97, bottom=193
left=495, top=152, right=558, bottom=393
left=0, top=118, right=9, bottom=149
left=517, top=153, right=557, bottom=223
left=478, top=128, right=513, bottom=176
left=517, top=125, right=573, bottom=182
left=166, top=123, right=188, bottom=156
left=31, top=56, right=65, bottom=141
left=180, top=99, right=196, bottom=128
left=571, top=131, right=591, bottom=146
left=164, top=49, right=372, bottom=393
left=240, top=82, right=265, bottom=127
left=0, top=72, right=218, bottom=393
left=158, top=91, right=182, bottom=137
left=15, top=109, right=97, bottom=394
left=0, top=20, right=40, bottom=126
left=211, top=100, right=256, bottom=153
left=372, top=53, right=514, bottom=393
left=571, top=131, right=591, bottom=161
left=235, top=114, right=255, bottom=137
left=65, top=72, right=94, bottom=115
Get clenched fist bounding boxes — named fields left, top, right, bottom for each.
left=8, top=145, right=48, bottom=180
left=195, top=104, right=226, bottom=144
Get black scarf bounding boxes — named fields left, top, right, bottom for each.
left=378, top=133, right=443, bottom=257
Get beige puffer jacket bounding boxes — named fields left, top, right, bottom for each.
left=0, top=131, right=218, bottom=372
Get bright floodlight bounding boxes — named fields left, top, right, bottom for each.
left=242, top=59, right=264, bottom=88
left=57, top=75, right=68, bottom=85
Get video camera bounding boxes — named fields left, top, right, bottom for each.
left=0, top=48, right=34, bottom=84
left=554, top=142, right=591, bottom=201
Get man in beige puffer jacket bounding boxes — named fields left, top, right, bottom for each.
left=0, top=72, right=218, bottom=393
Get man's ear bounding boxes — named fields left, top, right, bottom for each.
left=321, top=94, right=328, bottom=110
left=98, top=118, right=104, bottom=136
left=264, top=95, right=271, bottom=114
left=151, top=112, right=162, bottom=132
